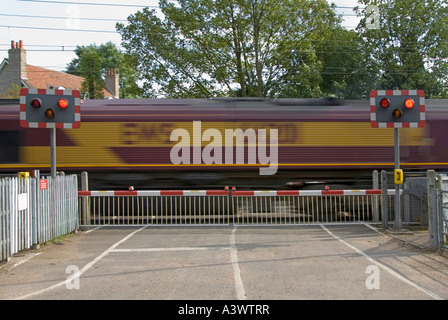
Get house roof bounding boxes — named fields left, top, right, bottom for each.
left=24, top=64, right=84, bottom=91
left=23, top=64, right=114, bottom=98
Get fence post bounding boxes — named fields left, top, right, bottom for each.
left=381, top=170, right=389, bottom=228
left=427, top=170, right=440, bottom=249
left=80, top=171, right=90, bottom=226
left=226, top=186, right=233, bottom=225
left=372, top=170, right=379, bottom=223
left=0, top=178, right=11, bottom=262
left=31, top=171, right=40, bottom=249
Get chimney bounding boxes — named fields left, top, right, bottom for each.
left=105, top=69, right=119, bottom=98
left=8, top=40, right=27, bottom=81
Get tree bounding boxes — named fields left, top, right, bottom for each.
left=66, top=42, right=142, bottom=98
left=356, top=0, right=448, bottom=98
left=316, top=27, right=379, bottom=99
left=116, top=0, right=345, bottom=98
left=0, top=83, right=20, bottom=99
left=78, top=48, right=104, bottom=99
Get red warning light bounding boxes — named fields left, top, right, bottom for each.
left=31, top=98, right=42, bottom=108
left=58, top=98, right=69, bottom=109
left=404, top=98, right=414, bottom=109
left=380, top=98, right=390, bottom=108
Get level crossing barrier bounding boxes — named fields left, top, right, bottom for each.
left=78, top=188, right=392, bottom=227
left=78, top=190, right=230, bottom=225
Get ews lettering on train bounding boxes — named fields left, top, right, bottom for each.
left=122, top=122, right=299, bottom=146
left=123, top=123, right=174, bottom=145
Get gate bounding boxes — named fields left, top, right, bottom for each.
left=78, top=189, right=383, bottom=227
left=426, top=170, right=448, bottom=250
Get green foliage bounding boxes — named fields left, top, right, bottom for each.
left=78, top=48, right=104, bottom=100
left=357, top=0, right=448, bottom=98
left=115, top=0, right=448, bottom=99
left=0, top=83, right=21, bottom=99
left=117, top=0, right=350, bottom=98
left=66, top=42, right=142, bottom=99
left=315, top=27, right=379, bottom=99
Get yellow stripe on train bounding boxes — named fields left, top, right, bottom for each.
left=61, top=121, right=430, bottom=148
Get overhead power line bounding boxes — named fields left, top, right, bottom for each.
left=0, top=24, right=117, bottom=33
left=17, top=0, right=364, bottom=13
left=17, top=0, right=161, bottom=7
left=0, top=49, right=75, bottom=52
left=0, top=13, right=128, bottom=22
left=0, top=12, right=359, bottom=21
left=0, top=43, right=125, bottom=49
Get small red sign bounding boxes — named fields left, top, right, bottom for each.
left=40, top=179, right=47, bottom=190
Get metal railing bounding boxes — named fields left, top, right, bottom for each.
left=1, top=176, right=29, bottom=260
left=78, top=189, right=385, bottom=226
left=381, top=170, right=428, bottom=227
left=232, top=190, right=381, bottom=225
left=1, top=175, right=78, bottom=262
left=78, top=190, right=230, bottom=225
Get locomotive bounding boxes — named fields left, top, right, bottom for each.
left=0, top=97, right=447, bottom=190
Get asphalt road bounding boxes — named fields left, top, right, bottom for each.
left=1, top=223, right=448, bottom=303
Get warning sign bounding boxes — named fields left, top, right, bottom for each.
left=40, top=179, right=47, bottom=190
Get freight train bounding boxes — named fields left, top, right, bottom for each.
left=0, top=97, right=447, bottom=190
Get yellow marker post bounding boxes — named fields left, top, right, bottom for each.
left=18, top=172, right=29, bottom=179
left=394, top=169, right=403, bottom=185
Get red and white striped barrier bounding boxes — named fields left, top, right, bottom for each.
left=78, top=189, right=383, bottom=197
left=78, top=190, right=229, bottom=197
left=232, top=190, right=382, bottom=196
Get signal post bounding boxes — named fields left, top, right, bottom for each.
left=370, top=89, right=426, bottom=230
left=19, top=88, right=81, bottom=178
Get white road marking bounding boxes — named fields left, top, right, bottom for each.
left=15, top=224, right=438, bottom=300
left=8, top=252, right=42, bottom=271
left=230, top=226, right=246, bottom=300
left=319, top=224, right=444, bottom=300
left=13, top=226, right=245, bottom=300
left=83, top=227, right=101, bottom=234
left=111, top=247, right=229, bottom=252
left=15, top=226, right=146, bottom=300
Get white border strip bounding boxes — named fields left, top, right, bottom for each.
left=183, top=190, right=207, bottom=196
left=230, top=227, right=246, bottom=300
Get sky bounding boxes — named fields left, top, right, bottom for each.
left=0, top=0, right=362, bottom=73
